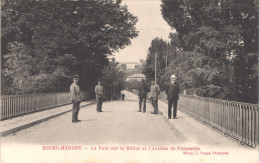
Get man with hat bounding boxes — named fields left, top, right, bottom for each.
left=70, top=75, right=82, bottom=123
left=138, top=79, right=149, bottom=112
left=95, top=80, right=104, bottom=112
left=165, top=74, right=180, bottom=119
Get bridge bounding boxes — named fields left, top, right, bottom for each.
left=1, top=91, right=258, bottom=162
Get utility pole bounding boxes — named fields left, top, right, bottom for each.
left=155, top=52, right=157, bottom=84
left=166, top=53, right=168, bottom=69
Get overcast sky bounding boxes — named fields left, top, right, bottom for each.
left=113, top=0, right=175, bottom=63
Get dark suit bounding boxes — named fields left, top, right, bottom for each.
left=165, top=82, right=180, bottom=119
left=138, top=83, right=149, bottom=112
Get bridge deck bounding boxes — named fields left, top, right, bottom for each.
left=1, top=91, right=258, bottom=162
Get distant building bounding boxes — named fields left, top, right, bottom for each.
left=125, top=62, right=139, bottom=69
left=126, top=74, right=146, bottom=81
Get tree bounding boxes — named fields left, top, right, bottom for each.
left=160, top=0, right=258, bottom=103
left=120, top=63, right=127, bottom=70
left=124, top=80, right=141, bottom=90
left=142, top=38, right=176, bottom=89
left=101, top=58, right=125, bottom=98
left=1, top=0, right=138, bottom=94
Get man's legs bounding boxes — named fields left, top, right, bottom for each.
left=142, top=97, right=146, bottom=112
left=96, top=96, right=101, bottom=112
left=72, top=101, right=80, bottom=122
left=151, top=97, right=158, bottom=114
left=154, top=97, right=158, bottom=113
left=173, top=99, right=178, bottom=118
left=151, top=97, right=155, bottom=108
left=168, top=100, right=173, bottom=119
left=138, top=97, right=143, bottom=111
left=75, top=101, right=80, bottom=120
left=100, top=97, right=103, bottom=112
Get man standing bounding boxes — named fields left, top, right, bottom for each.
left=95, top=80, right=104, bottom=112
left=165, top=74, right=180, bottom=119
left=70, top=75, right=81, bottom=123
left=121, top=92, right=125, bottom=101
left=138, top=79, right=149, bottom=112
left=150, top=79, right=160, bottom=114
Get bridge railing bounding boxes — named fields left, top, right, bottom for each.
left=104, top=88, right=121, bottom=101
left=159, top=92, right=259, bottom=148
left=1, top=92, right=90, bottom=121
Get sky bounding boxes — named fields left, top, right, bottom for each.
left=113, top=0, right=175, bottom=63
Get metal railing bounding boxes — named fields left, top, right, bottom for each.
left=159, top=92, right=259, bottom=148
left=1, top=92, right=90, bottom=120
left=104, top=88, right=120, bottom=101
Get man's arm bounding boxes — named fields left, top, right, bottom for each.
left=177, top=85, right=180, bottom=94
left=157, top=85, right=160, bottom=96
left=138, top=85, right=141, bottom=96
left=165, top=85, right=169, bottom=94
left=95, top=86, right=98, bottom=95
left=70, top=85, right=76, bottom=101
left=79, top=86, right=82, bottom=100
left=146, top=85, right=150, bottom=93
left=102, top=86, right=105, bottom=96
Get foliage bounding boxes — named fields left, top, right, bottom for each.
left=124, top=80, right=141, bottom=91
left=101, top=58, right=125, bottom=92
left=120, top=63, right=127, bottom=70
left=1, top=0, right=138, bottom=94
left=142, top=38, right=175, bottom=89
left=121, top=68, right=142, bottom=77
left=142, top=0, right=258, bottom=103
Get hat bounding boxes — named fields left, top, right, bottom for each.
left=170, top=75, right=176, bottom=79
left=73, top=75, right=79, bottom=79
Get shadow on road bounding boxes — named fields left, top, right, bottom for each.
left=124, top=100, right=139, bottom=102
left=81, top=119, right=97, bottom=122
left=173, top=116, right=188, bottom=119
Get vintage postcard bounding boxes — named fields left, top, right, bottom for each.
left=1, top=0, right=259, bottom=162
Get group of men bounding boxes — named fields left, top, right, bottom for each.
left=138, top=74, right=180, bottom=119
left=70, top=75, right=104, bottom=123
left=69, top=73, right=180, bottom=123
left=138, top=79, right=160, bottom=114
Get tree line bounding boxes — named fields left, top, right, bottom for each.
left=1, top=0, right=138, bottom=95
left=142, top=0, right=258, bottom=104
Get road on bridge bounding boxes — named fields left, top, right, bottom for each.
left=1, top=91, right=185, bottom=146
left=1, top=91, right=258, bottom=163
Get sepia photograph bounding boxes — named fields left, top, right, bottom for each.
left=1, top=0, right=259, bottom=162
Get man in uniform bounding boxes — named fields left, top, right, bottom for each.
left=138, top=79, right=149, bottom=112
left=150, top=79, right=160, bottom=114
left=95, top=80, right=104, bottom=112
left=70, top=75, right=82, bottom=123
left=165, top=74, right=180, bottom=119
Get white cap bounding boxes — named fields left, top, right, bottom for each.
left=170, top=75, right=176, bottom=79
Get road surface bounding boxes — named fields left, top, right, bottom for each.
left=2, top=91, right=184, bottom=146
left=1, top=91, right=258, bottom=163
